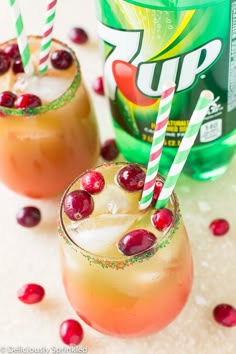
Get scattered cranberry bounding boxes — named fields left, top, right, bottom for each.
left=213, top=304, right=236, bottom=327
left=69, top=27, right=88, bottom=44
left=0, top=91, right=17, bottom=108
left=117, top=164, right=145, bottom=192
left=51, top=50, right=73, bottom=70
left=4, top=43, right=20, bottom=59
left=17, top=283, right=45, bottom=304
left=152, top=208, right=174, bottom=231
left=16, top=206, right=41, bottom=227
left=63, top=190, right=94, bottom=221
left=14, top=93, right=42, bottom=109
left=82, top=170, right=105, bottom=194
left=118, top=229, right=156, bottom=256
left=12, top=57, right=24, bottom=74
left=209, top=218, right=230, bottom=236
left=0, top=52, right=11, bottom=74
left=152, top=179, right=164, bottom=203
left=92, top=76, right=104, bottom=95
left=100, top=138, right=119, bottom=161
left=60, top=319, right=84, bottom=346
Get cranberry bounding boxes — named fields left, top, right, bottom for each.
left=117, top=164, right=145, bottom=192
left=63, top=190, right=94, bottom=221
left=14, top=94, right=42, bottom=109
left=82, top=170, right=105, bottom=194
left=92, top=76, right=104, bottom=95
left=16, top=206, right=41, bottom=227
left=60, top=319, right=84, bottom=346
left=4, top=43, right=20, bottom=59
left=213, top=304, right=236, bottom=327
left=100, top=138, right=119, bottom=161
left=152, top=208, right=174, bottom=231
left=12, top=57, right=24, bottom=74
left=118, top=229, right=156, bottom=256
left=209, top=218, right=230, bottom=236
left=69, top=27, right=88, bottom=44
left=17, top=283, right=45, bottom=304
left=51, top=50, right=73, bottom=70
left=152, top=179, right=164, bottom=203
left=0, top=91, right=17, bottom=108
left=0, top=52, right=11, bottom=74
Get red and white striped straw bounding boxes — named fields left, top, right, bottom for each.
left=38, top=0, right=57, bottom=73
left=139, top=82, right=176, bottom=210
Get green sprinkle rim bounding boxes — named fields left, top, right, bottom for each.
left=0, top=36, right=81, bottom=116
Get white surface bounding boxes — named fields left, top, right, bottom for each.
left=0, top=1, right=236, bottom=353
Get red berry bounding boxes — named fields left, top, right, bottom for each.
left=16, top=206, right=41, bottom=227
left=209, top=218, right=229, bottom=236
left=117, top=164, right=145, bottom=192
left=69, top=27, right=88, bottom=44
left=152, top=179, right=164, bottom=203
left=51, top=50, right=73, bottom=70
left=0, top=52, right=11, bottom=74
left=17, top=283, right=45, bottom=304
left=60, top=319, right=84, bottom=346
left=12, top=57, right=24, bottom=74
left=92, top=76, right=104, bottom=95
left=152, top=208, right=174, bottom=231
left=213, top=304, right=236, bottom=327
left=0, top=91, right=17, bottom=108
left=82, top=170, right=105, bottom=194
left=63, top=190, right=94, bottom=221
left=100, top=138, right=119, bottom=161
left=118, top=229, right=156, bottom=256
left=14, top=94, right=42, bottom=109
left=4, top=43, right=20, bottom=59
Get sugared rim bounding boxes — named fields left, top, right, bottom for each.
left=58, top=162, right=182, bottom=270
left=0, top=35, right=81, bottom=116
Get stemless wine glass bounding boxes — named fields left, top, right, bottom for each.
left=0, top=36, right=100, bottom=198
left=58, top=162, right=193, bottom=337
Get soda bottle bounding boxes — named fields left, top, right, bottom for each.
left=96, top=0, right=236, bottom=180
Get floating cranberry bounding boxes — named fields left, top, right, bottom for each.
left=51, top=50, right=73, bottom=70
left=17, top=283, right=45, bottom=304
left=64, top=190, right=94, bottom=221
left=0, top=91, right=17, bottom=108
left=118, top=229, right=156, bottom=256
left=117, top=164, right=145, bottom=192
left=92, top=76, right=104, bottom=95
left=209, top=218, right=230, bottom=236
left=4, top=43, right=20, bottom=59
left=16, top=206, right=41, bottom=227
left=213, top=304, right=236, bottom=327
left=82, top=171, right=105, bottom=194
left=100, top=138, right=119, bottom=161
left=152, top=179, right=164, bottom=203
left=69, top=27, right=88, bottom=44
left=12, top=57, right=24, bottom=74
left=14, top=93, right=42, bottom=109
left=0, top=52, right=11, bottom=74
left=152, top=208, right=174, bottom=231
left=60, top=319, right=84, bottom=346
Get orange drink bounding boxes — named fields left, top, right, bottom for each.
left=0, top=36, right=99, bottom=198
left=58, top=162, right=193, bottom=337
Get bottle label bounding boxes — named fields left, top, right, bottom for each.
left=96, top=0, right=236, bottom=147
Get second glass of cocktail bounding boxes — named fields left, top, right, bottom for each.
left=58, top=162, right=193, bottom=337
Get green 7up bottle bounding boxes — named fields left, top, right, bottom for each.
left=96, top=0, right=236, bottom=180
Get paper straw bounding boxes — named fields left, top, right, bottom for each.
left=139, top=82, right=176, bottom=210
left=38, top=0, right=58, bottom=73
left=155, top=90, right=214, bottom=210
left=8, top=0, right=33, bottom=74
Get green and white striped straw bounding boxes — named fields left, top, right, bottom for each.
left=9, top=0, right=33, bottom=74
left=155, top=90, right=214, bottom=210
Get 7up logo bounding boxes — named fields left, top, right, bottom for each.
left=97, top=22, right=223, bottom=102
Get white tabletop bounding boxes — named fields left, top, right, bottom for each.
left=0, top=1, right=236, bottom=353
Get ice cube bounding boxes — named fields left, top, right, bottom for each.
left=69, top=214, right=137, bottom=256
